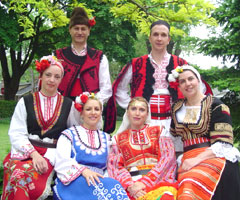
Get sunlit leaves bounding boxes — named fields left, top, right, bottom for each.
left=7, top=0, right=95, bottom=37
left=102, top=0, right=217, bottom=36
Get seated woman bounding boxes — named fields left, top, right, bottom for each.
left=2, top=55, right=78, bottom=200
left=170, top=65, right=240, bottom=200
left=53, top=92, right=129, bottom=200
left=108, top=97, right=178, bottom=200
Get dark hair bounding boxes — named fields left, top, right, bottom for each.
left=182, top=69, right=199, bottom=81
left=69, top=7, right=89, bottom=29
left=150, top=20, right=170, bottom=33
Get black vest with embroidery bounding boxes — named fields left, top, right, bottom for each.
left=23, top=93, right=72, bottom=139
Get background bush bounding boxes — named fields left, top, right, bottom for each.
left=0, top=100, right=17, bottom=119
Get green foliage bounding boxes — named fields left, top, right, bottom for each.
left=198, top=0, right=240, bottom=68
left=102, top=0, right=217, bottom=36
left=199, top=67, right=240, bottom=92
left=7, top=0, right=87, bottom=37
left=230, top=102, right=240, bottom=131
left=197, top=0, right=240, bottom=143
left=197, top=2, right=240, bottom=142
left=134, top=33, right=148, bottom=57
left=0, top=100, right=17, bottom=119
left=0, top=0, right=137, bottom=100
left=199, top=67, right=240, bottom=142
left=85, top=0, right=137, bottom=64
left=0, top=6, right=20, bottom=49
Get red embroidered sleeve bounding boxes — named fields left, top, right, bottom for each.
left=107, top=144, right=133, bottom=189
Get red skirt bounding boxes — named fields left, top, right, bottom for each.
left=2, top=146, right=54, bottom=200
left=177, top=147, right=226, bottom=200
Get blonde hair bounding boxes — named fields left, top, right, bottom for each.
left=82, top=97, right=102, bottom=111
left=127, top=97, right=149, bottom=112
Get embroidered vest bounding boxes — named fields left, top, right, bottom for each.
left=24, top=93, right=72, bottom=139
left=171, top=95, right=233, bottom=145
left=116, top=126, right=162, bottom=167
left=56, top=47, right=102, bottom=97
left=131, top=54, right=187, bottom=102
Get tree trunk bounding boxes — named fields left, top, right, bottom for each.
left=167, top=41, right=175, bottom=54
left=146, top=39, right=151, bottom=53
left=3, top=76, right=21, bottom=100
left=174, top=49, right=182, bottom=56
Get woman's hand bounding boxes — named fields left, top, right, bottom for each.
left=180, top=157, right=201, bottom=172
left=179, top=149, right=216, bottom=173
left=128, top=181, right=146, bottom=198
left=82, top=168, right=104, bottom=186
left=30, top=151, right=48, bottom=174
left=134, top=190, right=147, bottom=199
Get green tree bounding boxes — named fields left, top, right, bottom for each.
left=197, top=0, right=240, bottom=141
left=0, top=0, right=137, bottom=100
left=102, top=0, right=217, bottom=54
left=0, top=0, right=71, bottom=100
left=198, top=0, right=240, bottom=69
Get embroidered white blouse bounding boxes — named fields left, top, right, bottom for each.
left=54, top=126, right=110, bottom=185
left=8, top=92, right=80, bottom=165
left=115, top=52, right=171, bottom=109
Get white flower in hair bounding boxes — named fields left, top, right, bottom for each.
left=74, top=92, right=93, bottom=112
left=172, top=69, right=179, bottom=78
left=168, top=66, right=184, bottom=82
left=168, top=74, right=176, bottom=82
left=75, top=96, right=81, bottom=104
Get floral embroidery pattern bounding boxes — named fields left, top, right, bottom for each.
left=11, top=143, right=35, bottom=160
left=3, top=160, right=38, bottom=199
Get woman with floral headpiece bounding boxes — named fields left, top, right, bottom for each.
left=1, top=55, right=79, bottom=200
left=170, top=65, right=240, bottom=199
left=55, top=7, right=112, bottom=103
left=53, top=92, right=129, bottom=200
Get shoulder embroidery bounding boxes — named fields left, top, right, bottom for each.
left=214, top=123, right=233, bottom=133
left=221, top=104, right=230, bottom=115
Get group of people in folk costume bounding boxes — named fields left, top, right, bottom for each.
left=2, top=6, right=240, bottom=200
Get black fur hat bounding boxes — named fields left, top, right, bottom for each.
left=69, top=7, right=89, bottom=28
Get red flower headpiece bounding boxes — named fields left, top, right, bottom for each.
left=74, top=92, right=95, bottom=112
left=35, top=55, right=64, bottom=74
left=35, top=60, right=50, bottom=73
left=88, top=17, right=96, bottom=27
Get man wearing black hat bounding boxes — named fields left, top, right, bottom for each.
left=55, top=7, right=112, bottom=104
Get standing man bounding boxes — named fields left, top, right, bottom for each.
left=104, top=20, right=212, bottom=151
left=55, top=7, right=112, bottom=104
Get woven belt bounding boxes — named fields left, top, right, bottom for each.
left=130, top=169, right=151, bottom=176
left=29, top=139, right=57, bottom=148
left=151, top=112, right=171, bottom=118
left=184, top=142, right=210, bottom=152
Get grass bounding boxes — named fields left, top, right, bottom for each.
left=0, top=120, right=10, bottom=165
